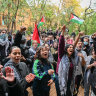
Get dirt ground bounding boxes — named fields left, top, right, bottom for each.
left=27, top=83, right=85, bottom=96
left=78, top=86, right=84, bottom=96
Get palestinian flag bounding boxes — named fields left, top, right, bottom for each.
left=32, top=23, right=40, bottom=44
left=38, top=16, right=45, bottom=28
left=70, top=14, right=84, bottom=24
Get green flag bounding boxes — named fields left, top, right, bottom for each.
left=38, top=16, right=45, bottom=28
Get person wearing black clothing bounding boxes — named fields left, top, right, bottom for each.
left=0, top=65, right=24, bottom=96
left=32, top=46, right=56, bottom=96
left=3, top=46, right=35, bottom=96
left=84, top=48, right=96, bottom=96
left=0, top=29, right=8, bottom=64
left=83, top=37, right=92, bottom=56
left=14, top=26, right=26, bottom=47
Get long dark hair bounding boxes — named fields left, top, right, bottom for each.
left=64, top=44, right=75, bottom=58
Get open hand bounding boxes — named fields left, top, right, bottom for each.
left=25, top=73, right=35, bottom=83
left=4, top=67, right=15, bottom=82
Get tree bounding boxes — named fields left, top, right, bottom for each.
left=0, top=0, right=29, bottom=33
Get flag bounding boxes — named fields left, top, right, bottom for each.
left=32, top=23, right=40, bottom=44
left=70, top=13, right=84, bottom=24
left=38, top=16, right=45, bottom=28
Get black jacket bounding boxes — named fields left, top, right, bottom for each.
left=0, top=79, right=6, bottom=96
left=0, top=78, right=23, bottom=96
left=3, top=59, right=32, bottom=96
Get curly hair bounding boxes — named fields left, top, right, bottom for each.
left=35, top=46, right=48, bottom=59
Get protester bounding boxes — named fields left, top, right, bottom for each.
left=0, top=23, right=96, bottom=96
left=44, top=43, right=54, bottom=64
left=29, top=40, right=38, bottom=56
left=7, top=34, right=13, bottom=56
left=26, top=34, right=33, bottom=47
left=84, top=33, right=96, bottom=96
left=74, top=39, right=87, bottom=96
left=83, top=36, right=92, bottom=56
left=51, top=41, right=58, bottom=72
left=32, top=45, right=56, bottom=96
left=3, top=46, right=35, bottom=96
left=0, top=64, right=24, bottom=96
left=57, top=25, right=83, bottom=96
left=0, top=29, right=8, bottom=64
left=84, top=48, right=96, bottom=96
left=14, top=26, right=26, bottom=47
left=43, top=43, right=61, bottom=96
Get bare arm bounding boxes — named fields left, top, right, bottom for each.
left=78, top=53, right=86, bottom=66
left=74, top=32, right=84, bottom=48
left=87, top=61, right=96, bottom=70
left=87, top=63, right=94, bottom=70
left=58, top=25, right=66, bottom=59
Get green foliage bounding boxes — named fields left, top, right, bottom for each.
left=27, top=26, right=33, bottom=35
left=79, top=12, right=96, bottom=35
left=0, top=0, right=29, bottom=31
left=0, top=0, right=96, bottom=35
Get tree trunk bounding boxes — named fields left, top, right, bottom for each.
left=10, top=0, right=19, bottom=33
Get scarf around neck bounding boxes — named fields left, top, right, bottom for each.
left=4, top=59, right=22, bottom=82
left=58, top=54, right=78, bottom=95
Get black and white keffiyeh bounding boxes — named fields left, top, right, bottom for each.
left=58, top=53, right=79, bottom=96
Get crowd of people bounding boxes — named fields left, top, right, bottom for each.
left=0, top=25, right=96, bottom=96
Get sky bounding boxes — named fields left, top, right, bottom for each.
left=26, top=0, right=96, bottom=9
left=51, top=0, right=90, bottom=8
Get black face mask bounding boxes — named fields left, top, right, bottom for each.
left=93, top=37, right=96, bottom=41
left=8, top=39, right=11, bottom=41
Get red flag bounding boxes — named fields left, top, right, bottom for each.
left=32, top=23, right=40, bottom=44
left=41, top=16, right=45, bottom=22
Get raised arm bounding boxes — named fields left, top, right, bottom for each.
left=58, top=25, right=66, bottom=59
left=73, top=32, right=84, bottom=48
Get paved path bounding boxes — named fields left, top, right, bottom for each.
left=27, top=83, right=85, bottom=96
